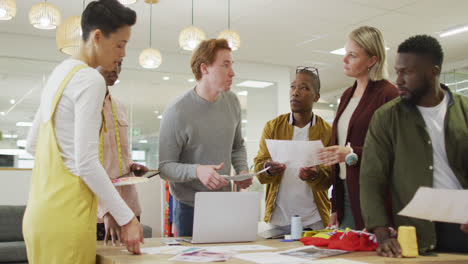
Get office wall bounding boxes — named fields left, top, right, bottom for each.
left=0, top=169, right=163, bottom=237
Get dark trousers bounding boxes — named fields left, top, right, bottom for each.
left=173, top=199, right=194, bottom=237
left=435, top=222, right=468, bottom=253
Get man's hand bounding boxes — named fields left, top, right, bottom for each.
left=103, top=213, right=121, bottom=246
left=264, top=160, right=286, bottom=176
left=234, top=170, right=253, bottom=189
left=461, top=223, right=468, bottom=233
left=120, top=216, right=143, bottom=255
left=328, top=212, right=340, bottom=228
left=196, top=163, right=228, bottom=190
left=374, top=226, right=402, bottom=258
left=130, top=163, right=149, bottom=176
left=298, top=166, right=319, bottom=181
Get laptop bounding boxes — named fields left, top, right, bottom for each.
left=190, top=192, right=260, bottom=244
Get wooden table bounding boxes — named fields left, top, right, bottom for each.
left=96, top=237, right=468, bottom=264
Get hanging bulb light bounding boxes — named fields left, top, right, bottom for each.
left=29, top=1, right=61, bottom=30
left=56, top=0, right=85, bottom=55
left=139, top=0, right=162, bottom=69
left=178, top=0, right=205, bottom=51
left=117, top=0, right=138, bottom=5
left=0, top=0, right=16, bottom=20
left=217, top=0, right=240, bottom=51
left=56, top=15, right=81, bottom=55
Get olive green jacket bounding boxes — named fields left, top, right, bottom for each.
left=360, top=87, right=468, bottom=253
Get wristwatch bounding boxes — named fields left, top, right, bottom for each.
left=345, top=143, right=358, bottom=166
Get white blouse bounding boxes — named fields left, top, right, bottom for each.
left=26, top=59, right=134, bottom=226
left=337, top=97, right=361, bottom=180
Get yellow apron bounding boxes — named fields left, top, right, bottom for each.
left=23, top=64, right=98, bottom=264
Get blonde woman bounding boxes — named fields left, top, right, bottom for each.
left=318, top=26, right=398, bottom=230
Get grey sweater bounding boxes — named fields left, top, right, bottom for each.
left=158, top=89, right=249, bottom=206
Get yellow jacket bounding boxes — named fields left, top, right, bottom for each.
left=254, top=113, right=332, bottom=227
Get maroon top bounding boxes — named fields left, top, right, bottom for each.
left=331, top=79, right=398, bottom=230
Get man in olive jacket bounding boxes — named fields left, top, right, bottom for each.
left=360, top=35, right=468, bottom=257
left=254, top=67, right=332, bottom=229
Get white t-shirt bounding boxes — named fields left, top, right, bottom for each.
left=337, top=97, right=361, bottom=180
left=270, top=122, right=322, bottom=227
left=26, top=59, right=134, bottom=226
left=416, top=93, right=462, bottom=190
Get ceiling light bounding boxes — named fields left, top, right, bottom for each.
left=117, top=0, right=138, bottom=5
left=154, top=110, right=159, bottom=114
left=29, top=1, right=61, bottom=30
left=0, top=112, right=5, bottom=116
left=9, top=99, right=15, bottom=104
left=330, top=47, right=390, bottom=55
left=163, top=76, right=170, bottom=80
left=3, top=133, right=18, bottom=138
left=138, top=139, right=148, bottom=144
left=188, top=78, right=195, bottom=82
left=236, top=80, right=273, bottom=88
left=237, top=91, right=248, bottom=96
left=179, top=26, right=206, bottom=51
left=440, top=24, right=468, bottom=38
left=157, top=115, right=163, bottom=119
left=446, top=79, right=468, bottom=86
left=179, top=0, right=205, bottom=51
left=241, top=120, right=247, bottom=124
left=17, top=139, right=26, bottom=148
left=16, top=122, right=33, bottom=127
left=218, top=30, right=241, bottom=51
left=0, top=0, right=16, bottom=21
left=56, top=15, right=81, bottom=55
left=139, top=48, right=162, bottom=69
left=217, top=0, right=240, bottom=51
left=139, top=1, right=162, bottom=69
left=329, top=104, right=334, bottom=107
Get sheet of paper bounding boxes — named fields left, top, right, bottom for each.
left=137, top=246, right=190, bottom=255
left=205, top=244, right=276, bottom=252
left=222, top=167, right=270, bottom=181
left=279, top=245, right=348, bottom=260
left=398, top=187, right=468, bottom=224
left=169, top=247, right=234, bottom=262
left=234, top=252, right=313, bottom=264
left=266, top=139, right=324, bottom=168
left=311, top=259, right=369, bottom=264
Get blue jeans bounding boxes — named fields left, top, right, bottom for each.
left=173, top=199, right=194, bottom=237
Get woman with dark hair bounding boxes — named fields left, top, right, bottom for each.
left=23, top=0, right=142, bottom=262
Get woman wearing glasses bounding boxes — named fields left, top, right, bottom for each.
left=318, top=26, right=398, bottom=230
left=254, top=66, right=333, bottom=230
left=23, top=0, right=143, bottom=262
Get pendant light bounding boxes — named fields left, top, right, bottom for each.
left=178, top=0, right=205, bottom=51
left=217, top=0, right=240, bottom=51
left=138, top=0, right=162, bottom=69
left=55, top=0, right=84, bottom=55
left=29, top=0, right=61, bottom=30
left=0, top=0, right=16, bottom=21
left=117, top=0, right=138, bottom=5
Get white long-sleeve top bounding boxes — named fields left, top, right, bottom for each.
left=26, top=59, right=134, bottom=226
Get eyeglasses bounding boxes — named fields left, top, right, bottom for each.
left=296, top=66, right=320, bottom=92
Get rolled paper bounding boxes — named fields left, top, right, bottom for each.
left=397, top=226, right=419, bottom=257
left=291, top=215, right=303, bottom=240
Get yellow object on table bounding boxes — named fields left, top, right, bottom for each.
left=397, top=226, right=419, bottom=257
